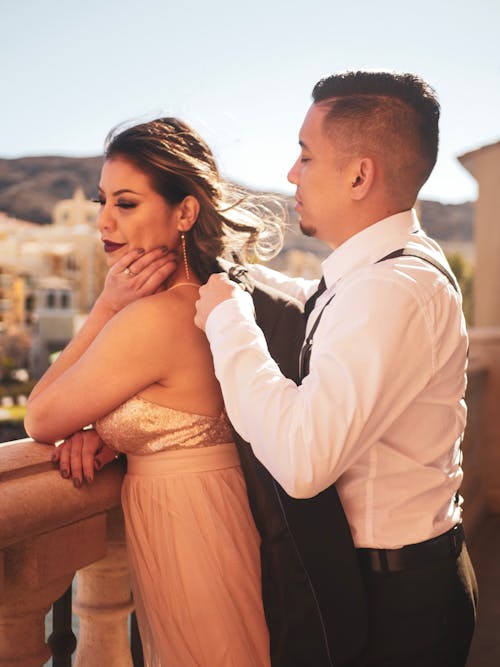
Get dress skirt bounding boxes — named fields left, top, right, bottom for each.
left=122, top=443, right=271, bottom=667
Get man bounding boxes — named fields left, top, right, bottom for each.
left=195, top=71, right=478, bottom=666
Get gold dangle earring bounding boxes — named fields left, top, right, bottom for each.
left=180, top=232, right=190, bottom=280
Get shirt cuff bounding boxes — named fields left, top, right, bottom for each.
left=205, top=291, right=256, bottom=342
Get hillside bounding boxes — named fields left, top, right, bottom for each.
left=0, top=156, right=102, bottom=224
left=0, top=156, right=474, bottom=244
left=419, top=199, right=474, bottom=242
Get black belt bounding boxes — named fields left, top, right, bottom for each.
left=357, top=524, right=464, bottom=573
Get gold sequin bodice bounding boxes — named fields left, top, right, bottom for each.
left=95, top=395, right=234, bottom=456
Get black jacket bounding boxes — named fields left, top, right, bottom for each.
left=221, top=267, right=367, bottom=666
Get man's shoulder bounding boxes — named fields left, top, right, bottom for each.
left=337, top=249, right=458, bottom=314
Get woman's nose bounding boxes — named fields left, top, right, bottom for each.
left=97, top=204, right=115, bottom=233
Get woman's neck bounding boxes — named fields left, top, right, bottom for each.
left=164, top=264, right=200, bottom=290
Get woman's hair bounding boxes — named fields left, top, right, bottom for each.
left=104, top=117, right=285, bottom=282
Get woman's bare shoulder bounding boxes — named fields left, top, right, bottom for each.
left=112, top=286, right=201, bottom=342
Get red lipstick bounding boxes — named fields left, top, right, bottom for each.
left=103, top=240, right=127, bottom=253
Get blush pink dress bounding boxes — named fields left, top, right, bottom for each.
left=96, top=395, right=270, bottom=667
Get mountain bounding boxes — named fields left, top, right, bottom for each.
left=419, top=199, right=474, bottom=242
left=0, top=156, right=102, bottom=224
left=0, top=156, right=474, bottom=244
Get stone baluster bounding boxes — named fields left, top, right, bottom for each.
left=73, top=508, right=134, bottom=667
left=0, top=514, right=106, bottom=667
left=0, top=439, right=126, bottom=666
left=0, top=566, right=73, bottom=666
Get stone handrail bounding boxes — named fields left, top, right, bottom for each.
left=0, top=439, right=133, bottom=667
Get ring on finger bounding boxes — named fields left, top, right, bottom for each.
left=124, top=267, right=137, bottom=277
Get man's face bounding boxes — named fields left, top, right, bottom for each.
left=288, top=103, right=353, bottom=248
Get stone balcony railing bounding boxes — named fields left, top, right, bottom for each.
left=0, top=336, right=497, bottom=666
left=0, top=442, right=133, bottom=667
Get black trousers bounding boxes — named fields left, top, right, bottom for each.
left=347, top=543, right=478, bottom=667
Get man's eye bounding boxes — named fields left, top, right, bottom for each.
left=300, top=157, right=310, bottom=163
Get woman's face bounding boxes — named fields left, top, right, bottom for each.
left=97, top=157, right=180, bottom=267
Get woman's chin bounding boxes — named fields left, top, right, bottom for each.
left=105, top=246, right=129, bottom=268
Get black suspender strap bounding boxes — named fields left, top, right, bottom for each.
left=377, top=248, right=459, bottom=292
left=299, top=292, right=335, bottom=382
left=299, top=248, right=459, bottom=382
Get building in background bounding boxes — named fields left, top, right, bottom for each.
left=29, top=276, right=76, bottom=378
left=459, top=140, right=500, bottom=327
left=0, top=266, right=26, bottom=331
left=0, top=189, right=107, bottom=377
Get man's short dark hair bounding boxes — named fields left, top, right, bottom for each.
left=312, top=71, right=440, bottom=202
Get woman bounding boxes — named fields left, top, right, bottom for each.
left=25, top=117, right=284, bottom=667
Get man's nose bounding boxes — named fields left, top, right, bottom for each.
left=287, top=157, right=300, bottom=185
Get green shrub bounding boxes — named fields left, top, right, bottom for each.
left=447, top=253, right=474, bottom=325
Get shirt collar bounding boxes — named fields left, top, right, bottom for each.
left=322, top=209, right=421, bottom=288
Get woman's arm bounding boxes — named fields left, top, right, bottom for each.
left=28, top=247, right=176, bottom=402
left=25, top=291, right=176, bottom=444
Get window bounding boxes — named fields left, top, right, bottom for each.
left=61, top=291, right=70, bottom=308
left=25, top=295, right=34, bottom=312
left=46, top=291, right=56, bottom=308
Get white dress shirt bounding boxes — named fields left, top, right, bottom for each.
left=206, top=210, right=467, bottom=548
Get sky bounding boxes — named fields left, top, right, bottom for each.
left=2, top=0, right=499, bottom=204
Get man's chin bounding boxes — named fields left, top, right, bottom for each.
left=299, top=221, right=317, bottom=238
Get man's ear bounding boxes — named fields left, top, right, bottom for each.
left=177, top=195, right=200, bottom=232
left=350, top=157, right=375, bottom=200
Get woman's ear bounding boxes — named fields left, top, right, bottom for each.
left=350, top=157, right=375, bottom=201
left=177, top=195, right=200, bottom=232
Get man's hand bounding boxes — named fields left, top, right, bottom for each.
left=98, top=246, right=178, bottom=313
left=51, top=429, right=119, bottom=487
left=195, top=273, right=243, bottom=331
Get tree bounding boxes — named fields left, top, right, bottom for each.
left=0, top=327, right=31, bottom=382
left=446, top=253, right=474, bottom=325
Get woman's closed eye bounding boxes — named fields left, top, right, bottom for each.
left=115, top=199, right=137, bottom=209
left=91, top=197, right=137, bottom=210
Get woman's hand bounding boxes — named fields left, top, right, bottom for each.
left=51, top=429, right=119, bottom=487
left=98, top=246, right=178, bottom=313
